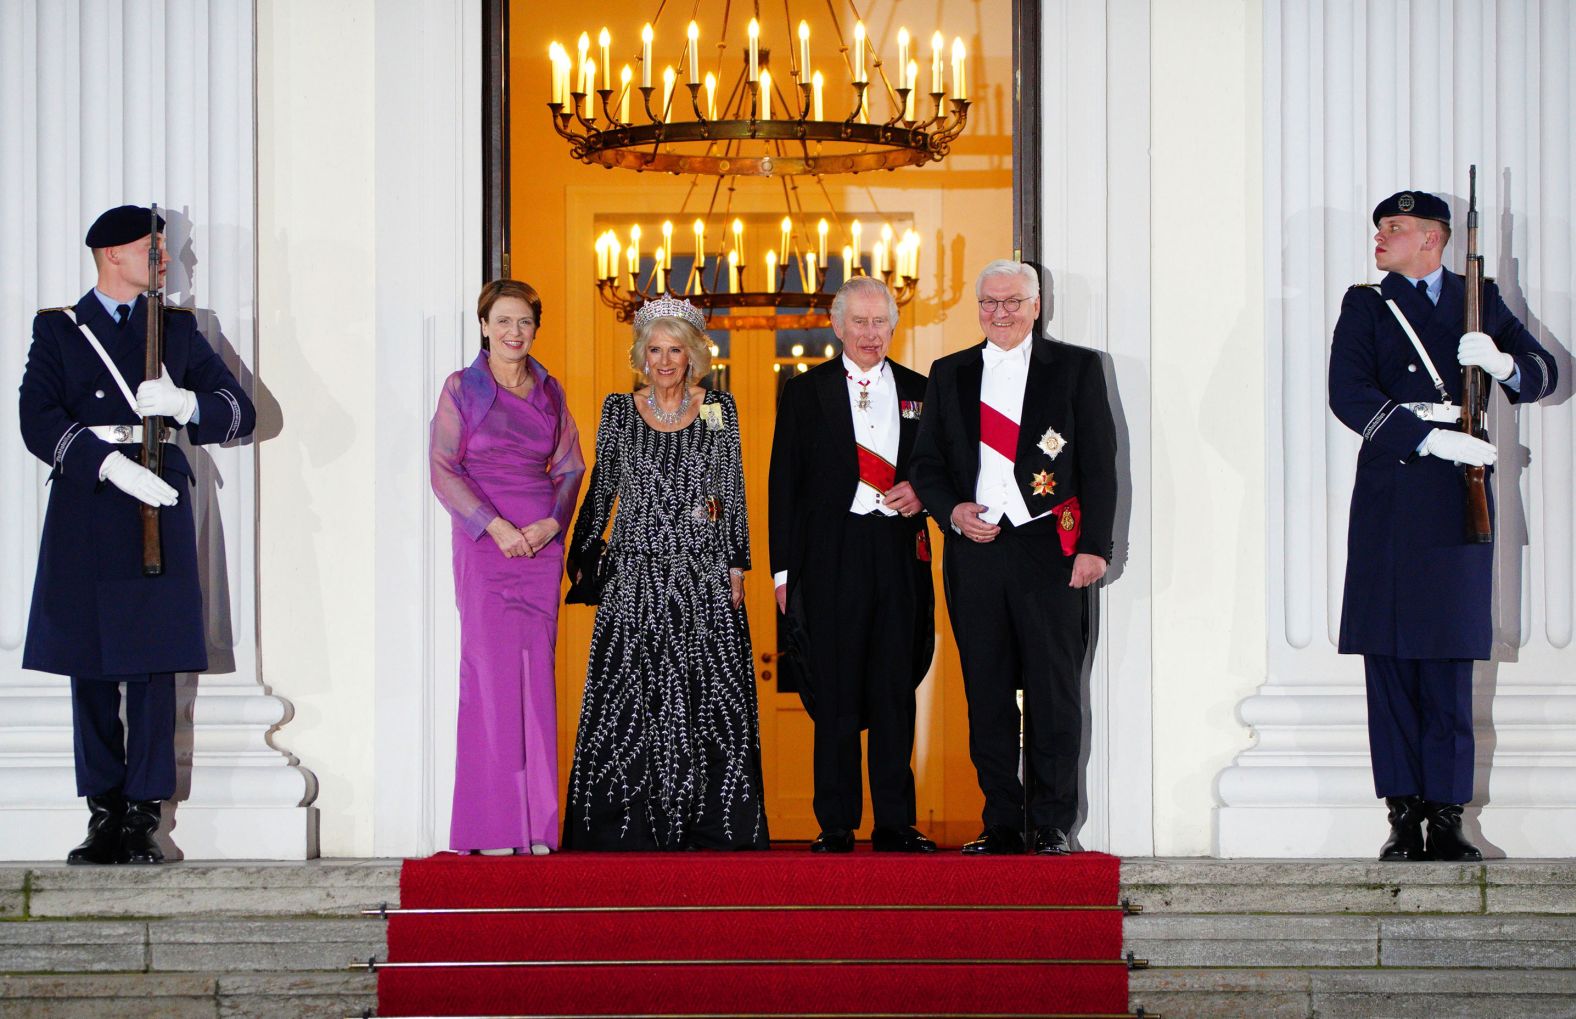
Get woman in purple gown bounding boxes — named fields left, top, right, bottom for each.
left=429, top=279, right=585, bottom=855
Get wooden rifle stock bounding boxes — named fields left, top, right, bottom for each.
left=1461, top=166, right=1493, bottom=544
left=141, top=205, right=165, bottom=576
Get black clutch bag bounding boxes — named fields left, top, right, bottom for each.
left=564, top=538, right=609, bottom=605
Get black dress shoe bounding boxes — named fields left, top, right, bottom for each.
left=67, top=793, right=126, bottom=866
left=1378, top=796, right=1428, bottom=861
left=810, top=828, right=854, bottom=853
left=870, top=826, right=938, bottom=853
left=118, top=800, right=165, bottom=865
left=1423, top=802, right=1483, bottom=862
left=1031, top=827, right=1072, bottom=855
left=960, top=825, right=1024, bottom=855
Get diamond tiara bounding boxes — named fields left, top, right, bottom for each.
left=632, top=295, right=708, bottom=333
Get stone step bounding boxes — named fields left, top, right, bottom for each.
left=1128, top=967, right=1576, bottom=1019
left=0, top=918, right=384, bottom=974
left=1121, top=858, right=1576, bottom=914
left=1126, top=914, right=1576, bottom=968
left=0, top=972, right=374, bottom=1019
left=19, top=860, right=401, bottom=918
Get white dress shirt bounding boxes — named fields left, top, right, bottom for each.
left=975, top=338, right=1049, bottom=527
left=774, top=357, right=900, bottom=590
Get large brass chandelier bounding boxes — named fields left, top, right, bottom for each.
left=549, top=5, right=968, bottom=328
left=547, top=12, right=970, bottom=177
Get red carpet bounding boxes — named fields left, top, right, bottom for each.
left=377, top=850, right=1130, bottom=1017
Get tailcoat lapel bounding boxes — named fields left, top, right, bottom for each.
left=1014, top=338, right=1056, bottom=467
left=893, top=358, right=919, bottom=472
left=815, top=361, right=858, bottom=477
left=955, top=343, right=985, bottom=476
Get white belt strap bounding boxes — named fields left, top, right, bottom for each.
left=60, top=308, right=139, bottom=414
left=1384, top=299, right=1449, bottom=401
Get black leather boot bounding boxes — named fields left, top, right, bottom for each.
left=1378, top=796, right=1428, bottom=861
left=1423, top=802, right=1483, bottom=862
left=66, top=793, right=127, bottom=865
left=118, top=800, right=165, bottom=865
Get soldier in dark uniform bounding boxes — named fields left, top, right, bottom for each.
left=1328, top=190, right=1556, bottom=861
left=18, top=205, right=256, bottom=864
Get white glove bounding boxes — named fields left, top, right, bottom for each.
left=1420, top=428, right=1497, bottom=467
left=99, top=451, right=179, bottom=507
left=1458, top=331, right=1514, bottom=381
left=135, top=374, right=197, bottom=424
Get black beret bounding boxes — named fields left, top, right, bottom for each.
left=1372, top=190, right=1450, bottom=227
left=84, top=205, right=165, bottom=248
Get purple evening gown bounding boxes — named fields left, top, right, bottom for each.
left=430, top=351, right=584, bottom=852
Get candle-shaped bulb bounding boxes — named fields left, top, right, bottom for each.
left=850, top=220, right=863, bottom=266
left=549, top=42, right=564, bottom=107
left=817, top=218, right=829, bottom=267
left=897, top=27, right=910, bottom=79
left=661, top=221, right=673, bottom=268
left=661, top=66, right=676, bottom=115
left=798, top=20, right=810, bottom=77
left=804, top=252, right=818, bottom=290
left=881, top=222, right=894, bottom=245
left=641, top=24, right=653, bottom=88
left=853, top=22, right=867, bottom=83
left=727, top=248, right=739, bottom=293
left=952, top=37, right=967, bottom=101
left=842, top=245, right=854, bottom=283
left=747, top=19, right=760, bottom=82
left=619, top=65, right=632, bottom=122
left=732, top=218, right=744, bottom=252
left=693, top=218, right=705, bottom=268
left=812, top=70, right=824, bottom=119
left=765, top=250, right=777, bottom=293
left=759, top=69, right=772, bottom=119
left=578, top=31, right=590, bottom=64
left=904, top=61, right=918, bottom=118
left=779, top=216, right=792, bottom=265
left=687, top=21, right=700, bottom=84
left=704, top=72, right=717, bottom=119
left=932, top=32, right=944, bottom=93
left=583, top=61, right=595, bottom=116
left=598, top=28, right=611, bottom=90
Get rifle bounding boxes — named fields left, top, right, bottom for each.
left=140, top=204, right=165, bottom=576
left=1459, top=167, right=1493, bottom=544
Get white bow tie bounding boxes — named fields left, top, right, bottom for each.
left=983, top=344, right=1023, bottom=370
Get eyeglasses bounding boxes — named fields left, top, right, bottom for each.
left=978, top=297, right=1026, bottom=313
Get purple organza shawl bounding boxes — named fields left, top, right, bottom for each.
left=429, top=350, right=585, bottom=540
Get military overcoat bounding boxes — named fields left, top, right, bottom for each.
left=1328, top=269, right=1556, bottom=660
left=19, top=290, right=256, bottom=678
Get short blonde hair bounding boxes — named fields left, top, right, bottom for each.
left=630, top=316, right=712, bottom=381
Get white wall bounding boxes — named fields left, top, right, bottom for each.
left=1146, top=0, right=1266, bottom=856
left=256, top=0, right=479, bottom=858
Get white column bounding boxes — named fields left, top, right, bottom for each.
left=0, top=0, right=315, bottom=860
left=368, top=0, right=482, bottom=857
left=1219, top=0, right=1576, bottom=857
left=1040, top=0, right=1154, bottom=855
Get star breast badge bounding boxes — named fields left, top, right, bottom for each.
left=1037, top=427, right=1066, bottom=460
left=1031, top=470, right=1056, bottom=497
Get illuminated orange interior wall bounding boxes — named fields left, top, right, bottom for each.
left=509, top=0, right=1013, bottom=845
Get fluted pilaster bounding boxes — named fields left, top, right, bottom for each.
left=1219, top=0, right=1576, bottom=857
left=0, top=0, right=314, bottom=860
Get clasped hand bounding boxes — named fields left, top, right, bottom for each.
left=488, top=517, right=558, bottom=559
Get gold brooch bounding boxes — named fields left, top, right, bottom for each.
left=1032, top=470, right=1056, bottom=497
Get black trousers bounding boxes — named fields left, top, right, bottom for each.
left=1363, top=655, right=1475, bottom=804
left=806, top=513, right=919, bottom=832
left=70, top=674, right=177, bottom=801
left=943, top=524, right=1085, bottom=831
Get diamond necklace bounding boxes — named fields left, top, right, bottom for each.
left=646, top=386, right=692, bottom=426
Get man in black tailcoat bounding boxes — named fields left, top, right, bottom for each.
left=18, top=205, right=256, bottom=865
left=768, top=276, right=937, bottom=853
left=1328, top=189, right=1556, bottom=862
left=910, top=259, right=1117, bottom=856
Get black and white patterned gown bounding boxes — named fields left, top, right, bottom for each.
left=563, top=390, right=769, bottom=850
